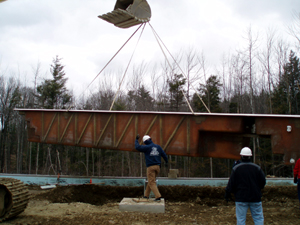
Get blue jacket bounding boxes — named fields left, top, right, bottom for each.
left=135, top=139, right=168, bottom=167
left=226, top=161, right=266, bottom=202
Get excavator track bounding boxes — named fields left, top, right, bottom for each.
left=0, top=178, right=30, bottom=222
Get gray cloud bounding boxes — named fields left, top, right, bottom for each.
left=0, top=0, right=298, bottom=93
left=229, top=0, right=300, bottom=22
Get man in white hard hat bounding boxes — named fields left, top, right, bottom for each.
left=225, top=147, right=266, bottom=225
left=135, top=134, right=168, bottom=201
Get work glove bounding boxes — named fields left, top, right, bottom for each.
left=294, top=176, right=298, bottom=184
left=136, top=134, right=140, bottom=140
left=225, top=192, right=233, bottom=202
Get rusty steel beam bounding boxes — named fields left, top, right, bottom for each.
left=15, top=109, right=300, bottom=164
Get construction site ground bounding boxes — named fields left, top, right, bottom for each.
left=2, top=184, right=300, bottom=225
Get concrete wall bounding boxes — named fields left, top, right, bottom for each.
left=0, top=174, right=296, bottom=187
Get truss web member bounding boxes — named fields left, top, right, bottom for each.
left=225, top=147, right=266, bottom=225
left=135, top=134, right=168, bottom=201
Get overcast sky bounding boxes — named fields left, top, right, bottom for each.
left=0, top=0, right=299, bottom=97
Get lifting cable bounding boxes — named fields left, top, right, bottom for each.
left=148, top=23, right=194, bottom=114
left=67, top=23, right=144, bottom=111
left=148, top=23, right=211, bottom=114
left=109, top=23, right=147, bottom=110
left=67, top=22, right=210, bottom=114
left=86, top=23, right=144, bottom=92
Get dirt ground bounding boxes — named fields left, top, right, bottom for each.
left=2, top=184, right=300, bottom=225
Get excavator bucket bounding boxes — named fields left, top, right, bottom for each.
left=98, top=0, right=151, bottom=29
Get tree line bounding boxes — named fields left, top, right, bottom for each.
left=1, top=21, right=300, bottom=178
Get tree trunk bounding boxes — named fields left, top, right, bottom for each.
left=98, top=149, right=101, bottom=176
left=64, top=147, right=67, bottom=175
left=126, top=152, right=131, bottom=176
left=140, top=152, right=143, bottom=177
left=253, top=138, right=256, bottom=164
left=4, top=134, right=7, bottom=173
left=122, top=152, right=124, bottom=177
left=0, top=116, right=7, bottom=172
left=42, top=145, right=47, bottom=174
left=17, top=132, right=20, bottom=173
left=86, top=148, right=89, bottom=176
left=7, top=133, right=12, bottom=173
left=36, top=143, right=39, bottom=174
left=19, top=134, right=23, bottom=173
left=92, top=148, right=94, bottom=176
left=56, top=149, right=61, bottom=174
left=47, top=147, right=55, bottom=175
left=210, top=157, right=213, bottom=178
left=29, top=142, right=32, bottom=174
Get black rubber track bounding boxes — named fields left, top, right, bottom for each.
left=0, top=178, right=30, bottom=222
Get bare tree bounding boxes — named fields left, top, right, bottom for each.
left=150, top=64, right=159, bottom=100
left=257, top=28, right=276, bottom=113
left=126, top=61, right=147, bottom=92
left=183, top=48, right=202, bottom=101
left=288, top=11, right=300, bottom=51
left=155, top=53, right=182, bottom=111
left=218, top=52, right=235, bottom=112
left=274, top=39, right=290, bottom=83
left=0, top=76, right=23, bottom=172
left=195, top=51, right=212, bottom=112
left=240, top=26, right=260, bottom=114
left=31, top=61, right=41, bottom=95
left=231, top=52, right=247, bottom=113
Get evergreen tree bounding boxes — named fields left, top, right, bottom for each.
left=112, top=97, right=127, bottom=111
left=168, top=74, right=186, bottom=112
left=272, top=51, right=300, bottom=114
left=193, top=75, right=222, bottom=112
left=229, top=102, right=238, bottom=113
left=136, top=85, right=153, bottom=110
left=127, top=85, right=153, bottom=111
left=36, top=56, right=72, bottom=109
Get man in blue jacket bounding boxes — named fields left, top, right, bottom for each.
left=135, top=134, right=168, bottom=201
left=225, top=147, right=266, bottom=225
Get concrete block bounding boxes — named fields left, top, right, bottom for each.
left=168, top=169, right=179, bottom=179
left=119, top=198, right=165, bottom=213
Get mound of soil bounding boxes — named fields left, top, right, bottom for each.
left=35, top=185, right=298, bottom=206
left=35, top=185, right=144, bottom=205
left=3, top=185, right=298, bottom=225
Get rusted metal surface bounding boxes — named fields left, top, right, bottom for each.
left=15, top=109, right=300, bottom=163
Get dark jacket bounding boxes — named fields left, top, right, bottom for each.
left=226, top=161, right=266, bottom=202
left=294, top=158, right=300, bottom=178
left=232, top=160, right=241, bottom=168
left=135, top=139, right=168, bottom=167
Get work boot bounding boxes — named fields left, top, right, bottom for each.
left=154, top=197, right=161, bottom=202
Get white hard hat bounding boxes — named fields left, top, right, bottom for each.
left=143, top=135, right=151, bottom=143
left=240, top=147, right=252, bottom=156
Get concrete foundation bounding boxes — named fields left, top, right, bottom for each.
left=119, top=198, right=165, bottom=213
left=0, top=174, right=296, bottom=187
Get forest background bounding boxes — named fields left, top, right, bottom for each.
left=1, top=15, right=300, bottom=179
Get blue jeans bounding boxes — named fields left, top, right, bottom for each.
left=235, top=202, right=264, bottom=225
